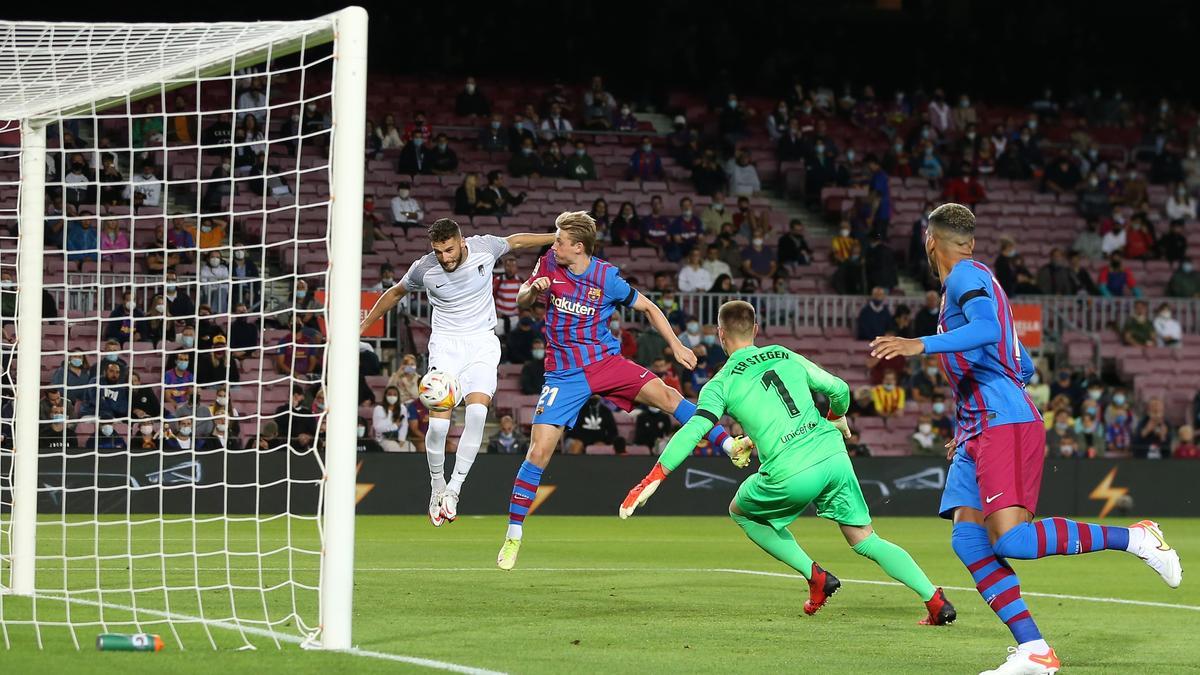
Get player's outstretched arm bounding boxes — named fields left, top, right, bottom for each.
left=505, top=232, right=556, bottom=251
left=360, top=283, right=408, bottom=335
left=619, top=416, right=710, bottom=519
left=631, top=293, right=697, bottom=370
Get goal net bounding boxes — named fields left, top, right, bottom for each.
left=0, top=8, right=366, bottom=651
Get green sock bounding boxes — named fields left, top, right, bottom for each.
left=851, top=532, right=936, bottom=601
left=730, top=511, right=815, bottom=580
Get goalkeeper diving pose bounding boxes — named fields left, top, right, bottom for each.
left=621, top=300, right=955, bottom=625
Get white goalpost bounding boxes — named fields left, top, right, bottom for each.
left=0, top=7, right=365, bottom=651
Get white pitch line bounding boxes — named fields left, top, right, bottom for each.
left=337, top=566, right=1200, bottom=613
left=30, top=565, right=1200, bottom=612
left=33, top=593, right=506, bottom=675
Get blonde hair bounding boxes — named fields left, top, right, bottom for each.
left=717, top=300, right=756, bottom=340
left=555, top=210, right=597, bottom=255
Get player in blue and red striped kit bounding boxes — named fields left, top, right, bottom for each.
left=498, top=210, right=751, bottom=570
left=870, top=203, right=1182, bottom=675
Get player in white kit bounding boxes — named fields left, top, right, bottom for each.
left=361, top=218, right=554, bottom=525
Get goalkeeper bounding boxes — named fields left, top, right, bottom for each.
left=620, top=300, right=955, bottom=624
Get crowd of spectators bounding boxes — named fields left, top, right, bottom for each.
left=21, top=72, right=1200, bottom=460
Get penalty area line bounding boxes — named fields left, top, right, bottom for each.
left=31, top=593, right=507, bottom=675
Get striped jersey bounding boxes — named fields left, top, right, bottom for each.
left=493, top=274, right=522, bottom=317
left=921, top=259, right=1039, bottom=445
left=528, top=252, right=639, bottom=371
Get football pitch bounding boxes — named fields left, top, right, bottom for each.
left=3, top=515, right=1198, bottom=674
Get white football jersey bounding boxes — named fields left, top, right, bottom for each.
left=400, top=235, right=511, bottom=336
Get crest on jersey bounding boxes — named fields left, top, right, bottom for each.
left=536, top=406, right=545, bottom=416
left=587, top=286, right=602, bottom=301
left=477, top=264, right=485, bottom=276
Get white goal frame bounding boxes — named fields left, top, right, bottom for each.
left=2, top=6, right=366, bottom=649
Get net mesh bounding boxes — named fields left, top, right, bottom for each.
left=0, top=19, right=344, bottom=650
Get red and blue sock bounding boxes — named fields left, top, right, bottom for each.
left=993, top=518, right=1130, bottom=560
left=506, top=461, right=543, bottom=539
left=673, top=398, right=731, bottom=450
left=952, top=523, right=1042, bottom=645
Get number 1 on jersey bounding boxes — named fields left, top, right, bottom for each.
left=761, top=370, right=801, bottom=417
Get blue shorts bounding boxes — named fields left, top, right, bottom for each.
left=939, top=444, right=983, bottom=519
left=531, top=357, right=652, bottom=429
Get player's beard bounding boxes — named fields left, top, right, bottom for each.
left=925, top=241, right=939, bottom=281
left=440, top=248, right=464, bottom=272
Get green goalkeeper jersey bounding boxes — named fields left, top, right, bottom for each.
left=659, top=344, right=850, bottom=481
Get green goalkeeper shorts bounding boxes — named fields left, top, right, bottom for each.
left=733, top=451, right=871, bottom=530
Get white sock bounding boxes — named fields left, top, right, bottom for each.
left=447, top=403, right=487, bottom=494
left=1126, top=525, right=1146, bottom=553
left=1019, top=639, right=1050, bottom=654
left=426, top=416, right=450, bottom=485
left=506, top=523, right=522, bottom=540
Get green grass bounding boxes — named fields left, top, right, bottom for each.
left=3, top=515, right=1199, bottom=673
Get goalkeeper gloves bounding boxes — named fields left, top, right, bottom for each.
left=619, top=463, right=668, bottom=519
left=727, top=435, right=755, bottom=468
left=826, top=407, right=852, bottom=439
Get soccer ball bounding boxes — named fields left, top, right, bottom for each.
left=418, top=371, right=459, bottom=412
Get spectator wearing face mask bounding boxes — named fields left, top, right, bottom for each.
left=389, top=182, right=423, bottom=235
left=51, top=350, right=96, bottom=406
left=486, top=415, right=525, bottom=454
left=540, top=102, right=573, bottom=141
left=1166, top=183, right=1197, bottom=222
left=199, top=251, right=230, bottom=314
left=103, top=292, right=144, bottom=345
left=1025, top=368, right=1051, bottom=410
left=740, top=235, right=777, bottom=282
left=397, top=129, right=430, bottom=175
left=162, top=350, right=194, bottom=409
left=699, top=192, right=731, bottom=237
left=373, top=385, right=409, bottom=453
left=565, top=140, right=597, bottom=181
left=520, top=339, right=546, bottom=395
left=204, top=415, right=241, bottom=450
left=677, top=319, right=704, bottom=350
left=1153, top=303, right=1182, bottom=347
left=427, top=134, right=458, bottom=175
left=930, top=394, right=953, bottom=438
left=907, top=356, right=947, bottom=403
left=354, top=416, right=382, bottom=452
left=1044, top=408, right=1081, bottom=458
left=1123, top=215, right=1155, bottom=261
left=478, top=113, right=510, bottom=153
left=628, top=137, right=664, bottom=182
left=88, top=414, right=127, bottom=453
left=1073, top=401, right=1106, bottom=457
left=1167, top=259, right=1200, bottom=298
left=166, top=418, right=202, bottom=452
left=132, top=420, right=164, bottom=451
left=607, top=318, right=637, bottom=359
left=833, top=240, right=867, bottom=295
left=856, top=287, right=892, bottom=341
left=910, top=414, right=941, bottom=455
left=871, top=371, right=905, bottom=420
left=1105, top=401, right=1133, bottom=457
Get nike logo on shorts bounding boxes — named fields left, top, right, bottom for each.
left=985, top=492, right=1004, bottom=504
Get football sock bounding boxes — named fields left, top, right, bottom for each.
left=730, top=510, right=814, bottom=581
left=851, top=533, right=936, bottom=601
left=426, top=416, right=450, bottom=484
left=447, top=403, right=487, bottom=494
left=992, top=518, right=1130, bottom=559
left=506, top=460, right=543, bottom=540
left=673, top=398, right=733, bottom=453
left=952, top=522, right=1042, bottom=645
